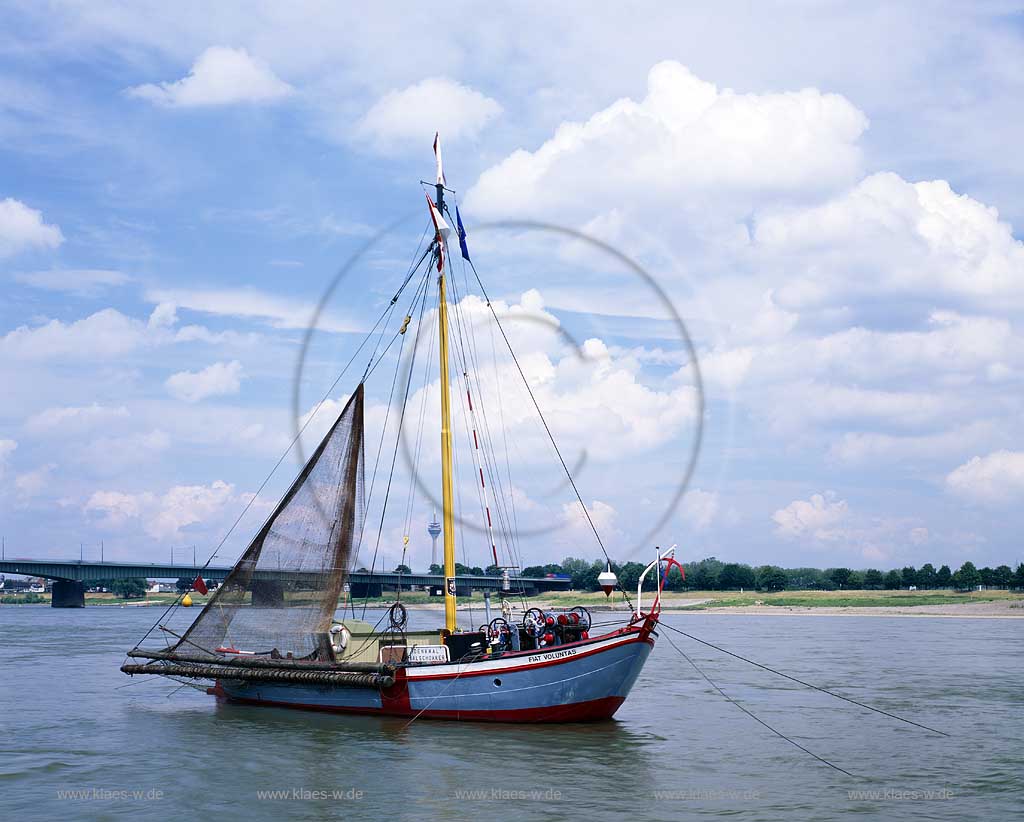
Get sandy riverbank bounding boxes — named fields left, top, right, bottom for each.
left=674, top=599, right=1024, bottom=618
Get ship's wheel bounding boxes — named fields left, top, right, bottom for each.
left=569, top=606, right=592, bottom=631
left=523, top=607, right=546, bottom=638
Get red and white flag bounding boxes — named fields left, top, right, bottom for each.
left=433, top=132, right=445, bottom=186
left=425, top=193, right=450, bottom=239
left=425, top=193, right=450, bottom=271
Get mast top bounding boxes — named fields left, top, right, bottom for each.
left=433, top=132, right=446, bottom=214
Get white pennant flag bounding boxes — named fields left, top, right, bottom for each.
left=433, top=132, right=445, bottom=186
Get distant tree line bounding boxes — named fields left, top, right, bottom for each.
left=517, top=558, right=1024, bottom=594
left=92, top=578, right=148, bottom=598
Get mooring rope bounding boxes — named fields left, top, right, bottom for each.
left=660, top=622, right=948, bottom=737
left=663, top=631, right=855, bottom=777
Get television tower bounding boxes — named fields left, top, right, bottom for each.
left=427, top=510, right=442, bottom=569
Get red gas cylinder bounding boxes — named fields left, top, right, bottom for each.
left=545, top=616, right=555, bottom=626
left=557, top=614, right=567, bottom=625
left=543, top=632, right=554, bottom=644
left=569, top=613, right=580, bottom=624
left=581, top=631, right=589, bottom=640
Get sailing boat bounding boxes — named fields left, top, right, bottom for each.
left=121, top=136, right=680, bottom=722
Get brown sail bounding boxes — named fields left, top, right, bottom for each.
left=171, top=384, right=365, bottom=660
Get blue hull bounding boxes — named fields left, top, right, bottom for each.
left=214, top=627, right=655, bottom=722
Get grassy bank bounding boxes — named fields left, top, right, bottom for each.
left=535, top=588, right=1024, bottom=609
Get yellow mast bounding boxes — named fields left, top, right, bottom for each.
left=437, top=265, right=458, bottom=632
left=428, top=133, right=457, bottom=633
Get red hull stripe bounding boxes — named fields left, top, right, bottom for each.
left=215, top=693, right=626, bottom=723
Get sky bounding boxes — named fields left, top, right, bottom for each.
left=2, top=1, right=1023, bottom=574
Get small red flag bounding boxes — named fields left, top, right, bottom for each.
left=192, top=575, right=208, bottom=595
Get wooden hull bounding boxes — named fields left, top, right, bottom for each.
left=211, top=625, right=656, bottom=723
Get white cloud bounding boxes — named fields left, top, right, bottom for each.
left=148, top=480, right=235, bottom=539
left=75, top=430, right=171, bottom=473
left=946, top=450, right=1024, bottom=505
left=699, top=347, right=754, bottom=391
left=15, top=463, right=55, bottom=498
left=467, top=61, right=866, bottom=219
left=166, top=361, right=244, bottom=403
left=761, top=172, right=1024, bottom=309
left=772, top=492, right=850, bottom=540
left=0, top=308, right=147, bottom=360
left=25, top=403, right=130, bottom=435
left=145, top=286, right=359, bottom=333
left=355, top=77, right=501, bottom=148
left=406, top=290, right=699, bottom=462
left=0, top=304, right=255, bottom=362
left=680, top=488, right=719, bottom=531
left=147, top=301, right=178, bottom=330
left=561, top=499, right=620, bottom=546
left=85, top=479, right=235, bottom=539
left=0, top=439, right=16, bottom=475
left=83, top=489, right=153, bottom=528
left=13, top=269, right=129, bottom=296
left=127, top=46, right=294, bottom=107
left=0, top=197, right=63, bottom=257
left=828, top=421, right=999, bottom=466
left=760, top=382, right=952, bottom=433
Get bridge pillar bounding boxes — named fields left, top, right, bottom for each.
left=348, top=582, right=383, bottom=598
left=51, top=580, right=85, bottom=608
left=251, top=580, right=285, bottom=607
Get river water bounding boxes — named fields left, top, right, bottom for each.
left=1, top=605, right=1021, bottom=821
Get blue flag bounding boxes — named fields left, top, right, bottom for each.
left=456, top=207, right=471, bottom=262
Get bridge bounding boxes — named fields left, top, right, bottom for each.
left=0, top=558, right=571, bottom=607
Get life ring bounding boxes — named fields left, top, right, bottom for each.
left=329, top=624, right=351, bottom=653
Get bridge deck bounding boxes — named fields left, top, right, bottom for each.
left=0, top=559, right=570, bottom=591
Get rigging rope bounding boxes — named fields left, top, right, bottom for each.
left=361, top=261, right=434, bottom=618
left=462, top=256, right=635, bottom=609
left=444, top=256, right=529, bottom=601
left=662, top=631, right=855, bottom=778
left=660, top=622, right=948, bottom=737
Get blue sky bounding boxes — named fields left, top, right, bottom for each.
left=2, top=2, right=1022, bottom=573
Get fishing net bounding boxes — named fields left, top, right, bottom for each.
left=173, top=385, right=365, bottom=660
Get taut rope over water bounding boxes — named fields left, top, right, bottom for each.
left=661, top=622, right=949, bottom=737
